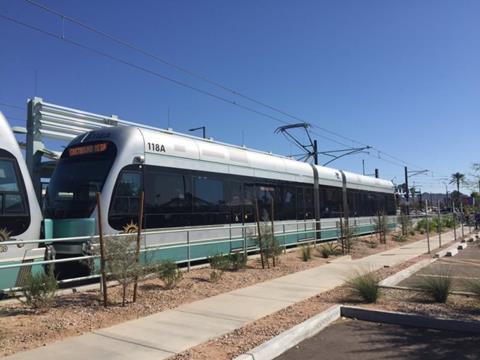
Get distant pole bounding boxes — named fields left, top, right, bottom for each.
left=460, top=199, right=465, bottom=239
left=425, top=200, right=430, bottom=253
left=362, top=159, right=365, bottom=175
left=374, top=168, right=379, bottom=178
left=452, top=198, right=457, bottom=241
left=404, top=166, right=409, bottom=215
left=313, top=140, right=318, bottom=165
left=437, top=200, right=441, bottom=248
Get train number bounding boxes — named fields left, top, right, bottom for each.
left=147, top=143, right=166, bottom=153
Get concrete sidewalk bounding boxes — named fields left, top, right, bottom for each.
left=7, top=230, right=465, bottom=360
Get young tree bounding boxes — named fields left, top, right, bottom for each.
left=104, top=234, right=143, bottom=306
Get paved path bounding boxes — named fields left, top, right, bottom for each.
left=7, top=230, right=465, bottom=360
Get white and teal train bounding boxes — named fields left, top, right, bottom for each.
left=43, top=125, right=396, bottom=265
left=0, top=112, right=45, bottom=290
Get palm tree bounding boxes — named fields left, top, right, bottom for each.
left=449, top=172, right=466, bottom=193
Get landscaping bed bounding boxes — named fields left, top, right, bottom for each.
left=0, top=229, right=457, bottom=357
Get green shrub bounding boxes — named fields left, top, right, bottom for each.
left=19, top=270, right=58, bottom=309
left=157, top=260, right=183, bottom=289
left=104, top=234, right=143, bottom=306
left=319, top=242, right=342, bottom=258
left=465, top=279, right=480, bottom=296
left=209, top=270, right=223, bottom=283
left=301, top=244, right=312, bottom=262
left=392, top=233, right=407, bottom=242
left=364, top=239, right=378, bottom=248
left=229, top=252, right=248, bottom=271
left=346, top=270, right=380, bottom=303
left=209, top=253, right=247, bottom=272
left=209, top=253, right=230, bottom=271
left=417, top=272, right=452, bottom=303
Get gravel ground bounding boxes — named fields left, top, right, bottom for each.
left=0, top=230, right=455, bottom=357
left=171, top=256, right=430, bottom=360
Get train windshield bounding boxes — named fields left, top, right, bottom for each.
left=45, top=142, right=117, bottom=219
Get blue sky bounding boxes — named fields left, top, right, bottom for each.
left=1, top=0, right=479, bottom=193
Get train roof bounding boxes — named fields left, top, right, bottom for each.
left=70, top=125, right=394, bottom=192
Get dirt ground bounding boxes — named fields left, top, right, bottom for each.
left=275, top=318, right=480, bottom=360
left=0, top=229, right=457, bottom=357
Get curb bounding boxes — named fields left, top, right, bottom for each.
left=435, top=242, right=461, bottom=258
left=233, top=305, right=341, bottom=360
left=340, top=306, right=480, bottom=334
left=379, top=258, right=436, bottom=287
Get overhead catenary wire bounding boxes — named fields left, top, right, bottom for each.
left=21, top=0, right=432, bottom=172
left=0, top=13, right=358, bottom=150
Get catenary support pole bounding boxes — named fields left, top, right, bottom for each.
left=425, top=200, right=430, bottom=254
left=437, top=200, right=442, bottom=248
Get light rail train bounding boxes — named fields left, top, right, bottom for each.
left=44, top=125, right=396, bottom=264
left=0, top=112, right=44, bottom=290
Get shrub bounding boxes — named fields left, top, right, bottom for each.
left=301, top=243, right=312, bottom=262
left=417, top=272, right=452, bottom=303
left=398, top=213, right=412, bottom=236
left=409, top=230, right=416, bottom=236
left=374, top=212, right=389, bottom=244
left=19, top=270, right=57, bottom=309
left=319, top=242, right=342, bottom=258
left=364, top=238, right=378, bottom=248
left=465, top=279, right=480, bottom=296
left=209, top=253, right=230, bottom=271
left=157, top=260, right=183, bottom=289
left=104, top=234, right=143, bottom=306
left=392, top=233, right=407, bottom=242
left=209, top=270, right=223, bottom=283
left=229, top=252, right=248, bottom=271
left=346, top=270, right=380, bottom=303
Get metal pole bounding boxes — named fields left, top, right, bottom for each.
left=460, top=200, right=465, bottom=239
left=283, top=224, right=287, bottom=254
left=187, top=231, right=191, bottom=272
left=313, top=139, right=318, bottom=165
left=452, top=198, right=457, bottom=241
left=133, top=191, right=144, bottom=303
left=404, top=166, right=409, bottom=215
left=425, top=200, right=430, bottom=253
left=96, top=192, right=108, bottom=307
left=437, top=200, right=441, bottom=248
left=362, top=159, right=365, bottom=175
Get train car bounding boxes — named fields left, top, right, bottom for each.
left=0, top=112, right=44, bottom=290
left=44, top=125, right=396, bottom=263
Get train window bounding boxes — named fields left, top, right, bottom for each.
left=256, top=184, right=274, bottom=221
left=110, top=170, right=142, bottom=216
left=193, top=176, right=225, bottom=211
left=5, top=194, right=25, bottom=214
left=304, top=187, right=314, bottom=219
left=0, top=160, right=19, bottom=192
left=225, top=180, right=243, bottom=223
left=144, top=169, right=192, bottom=213
left=45, top=142, right=117, bottom=219
left=296, top=187, right=305, bottom=220
left=0, top=152, right=30, bottom=236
